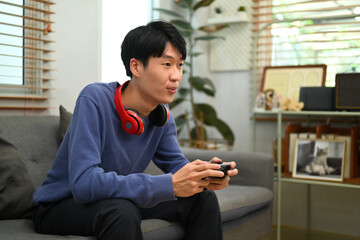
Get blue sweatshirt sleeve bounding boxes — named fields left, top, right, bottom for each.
left=152, top=112, right=190, bottom=174
left=67, top=95, right=176, bottom=208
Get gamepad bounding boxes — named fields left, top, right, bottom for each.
left=217, top=163, right=231, bottom=177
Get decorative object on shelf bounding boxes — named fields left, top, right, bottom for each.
left=264, top=89, right=274, bottom=111
left=292, top=138, right=346, bottom=182
left=255, top=89, right=281, bottom=111
left=154, top=0, right=234, bottom=149
left=281, top=98, right=304, bottom=111
left=214, top=6, right=223, bottom=17
left=255, top=92, right=265, bottom=111
left=335, top=72, right=360, bottom=110
left=261, top=65, right=327, bottom=103
left=236, top=6, right=247, bottom=21
left=208, top=0, right=252, bottom=71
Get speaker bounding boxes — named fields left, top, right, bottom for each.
left=336, top=73, right=360, bottom=110
left=299, top=87, right=335, bottom=111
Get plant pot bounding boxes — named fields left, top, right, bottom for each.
left=178, top=139, right=232, bottom=150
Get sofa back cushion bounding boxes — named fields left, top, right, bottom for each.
left=0, top=116, right=60, bottom=188
left=0, top=136, right=35, bottom=219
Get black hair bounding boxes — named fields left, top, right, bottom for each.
left=121, top=20, right=187, bottom=78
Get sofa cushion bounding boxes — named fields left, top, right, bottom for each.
left=59, top=105, right=73, bottom=142
left=141, top=219, right=184, bottom=240
left=0, top=116, right=60, bottom=188
left=216, top=185, right=273, bottom=223
left=0, top=219, right=94, bottom=240
left=0, top=136, right=35, bottom=219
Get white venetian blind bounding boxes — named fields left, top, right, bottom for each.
left=252, top=0, right=360, bottom=90
left=0, top=0, right=55, bottom=112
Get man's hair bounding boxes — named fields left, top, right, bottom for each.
left=121, top=20, right=187, bottom=78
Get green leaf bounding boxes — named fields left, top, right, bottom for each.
left=174, top=114, right=187, bottom=128
left=179, top=87, right=190, bottom=97
left=152, top=8, right=185, bottom=19
left=178, top=29, right=191, bottom=38
left=169, top=97, right=185, bottom=109
left=176, top=0, right=193, bottom=8
left=170, top=19, right=192, bottom=30
left=195, top=35, right=225, bottom=41
left=192, top=77, right=215, bottom=96
left=189, top=51, right=203, bottom=57
left=174, top=114, right=187, bottom=135
left=212, top=118, right=235, bottom=145
left=193, top=0, right=214, bottom=11
left=194, top=103, right=217, bottom=125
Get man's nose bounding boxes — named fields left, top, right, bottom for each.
left=170, top=67, right=182, bottom=81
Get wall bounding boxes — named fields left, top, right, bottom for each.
left=48, top=0, right=102, bottom=115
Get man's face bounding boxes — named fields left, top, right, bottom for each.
left=136, top=43, right=184, bottom=106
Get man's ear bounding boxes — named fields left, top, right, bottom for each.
left=129, top=58, right=143, bottom=78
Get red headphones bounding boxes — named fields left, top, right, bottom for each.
left=114, top=81, right=169, bottom=135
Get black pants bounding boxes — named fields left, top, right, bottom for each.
left=33, top=190, right=223, bottom=240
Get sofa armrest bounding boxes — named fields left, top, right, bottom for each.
left=181, top=147, right=274, bottom=191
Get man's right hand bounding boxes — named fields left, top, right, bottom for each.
left=172, top=160, right=224, bottom=197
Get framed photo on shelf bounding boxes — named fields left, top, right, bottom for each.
left=261, top=64, right=327, bottom=102
left=292, top=138, right=346, bottom=182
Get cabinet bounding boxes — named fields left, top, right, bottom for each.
left=253, top=110, right=360, bottom=240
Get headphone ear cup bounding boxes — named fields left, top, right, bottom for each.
left=149, top=104, right=169, bottom=127
left=123, top=109, right=144, bottom=135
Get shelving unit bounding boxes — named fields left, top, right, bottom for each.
left=207, top=14, right=249, bottom=25
left=253, top=110, right=360, bottom=240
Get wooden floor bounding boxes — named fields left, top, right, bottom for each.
left=260, top=227, right=360, bottom=240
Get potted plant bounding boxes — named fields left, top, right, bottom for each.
left=237, top=6, right=248, bottom=20
left=214, top=6, right=223, bottom=17
left=154, top=0, right=234, bottom=149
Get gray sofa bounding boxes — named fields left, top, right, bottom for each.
left=0, top=115, right=273, bottom=240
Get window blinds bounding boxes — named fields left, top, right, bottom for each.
left=0, top=0, right=55, bottom=111
left=252, top=0, right=360, bottom=91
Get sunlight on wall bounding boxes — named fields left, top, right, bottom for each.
left=101, top=1, right=155, bottom=84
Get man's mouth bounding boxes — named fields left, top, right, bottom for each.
left=168, top=87, right=177, bottom=94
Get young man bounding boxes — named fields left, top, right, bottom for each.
left=32, top=20, right=238, bottom=240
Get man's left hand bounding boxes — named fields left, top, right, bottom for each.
left=205, top=157, right=238, bottom=191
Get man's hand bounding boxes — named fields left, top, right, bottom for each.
left=172, top=158, right=239, bottom=197
left=172, top=160, right=224, bottom=197
left=206, top=157, right=238, bottom=191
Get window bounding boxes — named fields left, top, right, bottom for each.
left=0, top=0, right=24, bottom=85
left=0, top=0, right=55, bottom=111
left=253, top=0, right=360, bottom=88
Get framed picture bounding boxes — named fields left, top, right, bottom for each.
left=292, top=138, right=346, bottom=182
left=261, top=64, right=327, bottom=102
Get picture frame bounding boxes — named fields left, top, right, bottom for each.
left=292, top=138, right=346, bottom=182
left=261, top=64, right=327, bottom=102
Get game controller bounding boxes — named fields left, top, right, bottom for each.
left=218, top=163, right=231, bottom=176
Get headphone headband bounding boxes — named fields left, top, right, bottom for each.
left=114, top=81, right=169, bottom=135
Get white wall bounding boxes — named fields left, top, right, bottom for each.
left=48, top=0, right=102, bottom=115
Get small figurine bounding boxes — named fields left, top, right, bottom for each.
left=255, top=92, right=265, bottom=110
left=264, top=89, right=274, bottom=110
left=281, top=98, right=304, bottom=111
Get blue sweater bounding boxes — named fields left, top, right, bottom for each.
left=33, top=82, right=189, bottom=208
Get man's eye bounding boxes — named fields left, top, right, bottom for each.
left=164, top=63, right=171, bottom=66
left=179, top=63, right=184, bottom=67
